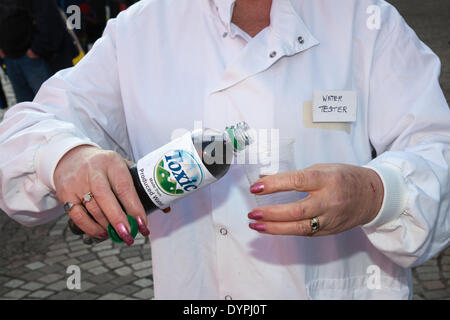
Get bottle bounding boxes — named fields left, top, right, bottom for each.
left=68, top=122, right=254, bottom=243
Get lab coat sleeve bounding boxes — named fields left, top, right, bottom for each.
left=362, top=7, right=450, bottom=268
left=0, top=18, right=132, bottom=227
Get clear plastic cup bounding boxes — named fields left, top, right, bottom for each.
left=243, top=137, right=307, bottom=207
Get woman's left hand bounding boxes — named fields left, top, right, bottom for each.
left=247, top=164, right=384, bottom=236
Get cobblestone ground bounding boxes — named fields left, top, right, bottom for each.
left=0, top=0, right=449, bottom=300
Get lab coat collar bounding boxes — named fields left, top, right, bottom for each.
left=211, top=0, right=319, bottom=53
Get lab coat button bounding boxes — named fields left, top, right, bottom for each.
left=298, top=36, right=305, bottom=44
left=220, top=227, right=228, bottom=236
left=269, top=51, right=277, bottom=58
left=222, top=32, right=228, bottom=38
left=225, top=295, right=233, bottom=300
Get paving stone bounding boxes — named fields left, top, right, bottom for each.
left=46, top=248, right=70, bottom=257
left=101, top=256, right=120, bottom=264
left=441, top=256, right=450, bottom=264
left=120, top=250, right=141, bottom=259
left=79, top=260, right=102, bottom=270
left=20, top=282, right=45, bottom=291
left=114, top=266, right=133, bottom=276
left=131, top=261, right=151, bottom=271
left=413, top=285, right=424, bottom=295
left=417, top=272, right=441, bottom=281
left=46, top=280, right=68, bottom=291
left=142, top=251, right=151, bottom=260
left=88, top=283, right=117, bottom=295
left=134, top=268, right=152, bottom=278
left=39, top=273, right=65, bottom=284
left=134, top=238, right=146, bottom=245
left=65, top=235, right=82, bottom=242
left=48, top=291, right=79, bottom=300
left=0, top=276, right=10, bottom=284
left=60, top=258, right=80, bottom=267
left=44, top=255, right=70, bottom=265
left=80, top=281, right=96, bottom=291
left=49, top=229, right=64, bottom=236
left=25, top=261, right=46, bottom=270
left=72, top=292, right=99, bottom=300
left=423, top=280, right=446, bottom=290
left=423, top=289, right=449, bottom=300
left=27, top=290, right=55, bottom=299
left=68, top=249, right=90, bottom=258
left=134, top=278, right=153, bottom=288
left=45, top=264, right=66, bottom=273
left=114, top=284, right=140, bottom=295
left=4, top=289, right=29, bottom=299
left=110, top=275, right=138, bottom=287
left=21, top=271, right=46, bottom=281
left=422, top=259, right=438, bottom=266
left=133, top=288, right=154, bottom=300
left=69, top=241, right=88, bottom=249
left=5, top=267, right=28, bottom=278
left=97, top=249, right=121, bottom=258
left=7, top=260, right=28, bottom=269
left=125, top=257, right=142, bottom=265
left=77, top=253, right=97, bottom=262
left=106, top=261, right=124, bottom=269
left=87, top=273, right=116, bottom=285
left=89, top=266, right=109, bottom=276
left=0, top=286, right=11, bottom=296
left=415, top=266, right=440, bottom=274
left=92, top=244, right=113, bottom=252
left=4, top=279, right=25, bottom=288
left=98, top=293, right=126, bottom=300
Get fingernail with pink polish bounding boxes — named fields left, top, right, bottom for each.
left=248, top=211, right=263, bottom=220
left=116, top=223, right=134, bottom=246
left=249, top=223, right=266, bottom=232
left=250, top=183, right=264, bottom=193
left=136, top=217, right=150, bottom=237
left=99, top=232, right=109, bottom=239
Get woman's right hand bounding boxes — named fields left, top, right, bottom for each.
left=53, top=145, right=150, bottom=246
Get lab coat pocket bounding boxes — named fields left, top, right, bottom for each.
left=306, top=276, right=410, bottom=300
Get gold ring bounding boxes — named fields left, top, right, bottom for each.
left=310, top=217, right=320, bottom=233
left=64, top=202, right=79, bottom=213
left=82, top=192, right=94, bottom=205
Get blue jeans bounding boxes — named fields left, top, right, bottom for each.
left=4, top=56, right=53, bottom=103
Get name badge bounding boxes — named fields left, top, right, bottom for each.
left=312, top=90, right=357, bottom=123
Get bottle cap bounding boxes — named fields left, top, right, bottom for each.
left=107, top=215, right=139, bottom=244
left=226, top=122, right=254, bottom=152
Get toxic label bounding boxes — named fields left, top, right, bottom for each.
left=137, top=132, right=216, bottom=209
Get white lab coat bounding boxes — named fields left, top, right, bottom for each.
left=0, top=0, right=449, bottom=299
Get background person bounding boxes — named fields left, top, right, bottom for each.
left=0, top=0, right=77, bottom=103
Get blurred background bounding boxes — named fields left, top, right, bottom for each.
left=0, top=0, right=448, bottom=300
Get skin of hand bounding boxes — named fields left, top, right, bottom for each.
left=26, top=49, right=39, bottom=59
left=53, top=145, right=150, bottom=246
left=247, top=164, right=384, bottom=236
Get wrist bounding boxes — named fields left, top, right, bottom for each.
left=361, top=162, right=408, bottom=229
left=363, top=167, right=385, bottom=225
